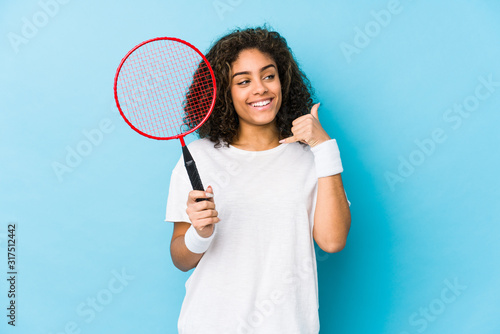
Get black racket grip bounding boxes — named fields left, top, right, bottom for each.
left=182, top=146, right=208, bottom=202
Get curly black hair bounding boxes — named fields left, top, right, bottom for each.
left=184, top=26, right=315, bottom=148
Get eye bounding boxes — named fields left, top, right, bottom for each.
left=237, top=79, right=250, bottom=85
left=264, top=74, right=275, bottom=80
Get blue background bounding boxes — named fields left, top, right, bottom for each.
left=1, top=0, right=499, bottom=333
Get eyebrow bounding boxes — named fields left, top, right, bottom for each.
left=232, top=64, right=276, bottom=79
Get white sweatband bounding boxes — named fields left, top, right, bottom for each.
left=310, top=139, right=343, bottom=178
left=184, top=224, right=216, bottom=254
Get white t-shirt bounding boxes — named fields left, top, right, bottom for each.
left=165, top=138, right=350, bottom=334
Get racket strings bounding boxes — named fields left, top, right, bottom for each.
left=115, top=39, right=214, bottom=139
left=183, top=62, right=213, bottom=129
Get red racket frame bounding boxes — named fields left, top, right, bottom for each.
left=113, top=37, right=217, bottom=146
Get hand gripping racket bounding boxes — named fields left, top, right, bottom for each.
left=114, top=37, right=216, bottom=198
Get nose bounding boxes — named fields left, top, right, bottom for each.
left=252, top=79, right=268, bottom=95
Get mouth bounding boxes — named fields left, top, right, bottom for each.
left=248, top=98, right=273, bottom=109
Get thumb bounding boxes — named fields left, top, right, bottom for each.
left=279, top=135, right=297, bottom=144
left=311, top=103, right=320, bottom=119
left=206, top=185, right=213, bottom=194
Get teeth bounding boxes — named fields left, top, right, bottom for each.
left=251, top=99, right=271, bottom=107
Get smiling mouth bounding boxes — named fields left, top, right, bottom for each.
left=249, top=98, right=273, bottom=107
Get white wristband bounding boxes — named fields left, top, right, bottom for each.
left=310, top=139, right=343, bottom=178
left=184, top=224, right=216, bottom=254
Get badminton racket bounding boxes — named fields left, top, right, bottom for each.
left=113, top=37, right=216, bottom=198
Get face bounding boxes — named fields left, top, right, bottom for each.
left=230, top=48, right=282, bottom=129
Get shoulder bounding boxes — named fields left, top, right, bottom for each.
left=186, top=137, right=223, bottom=151
left=286, top=142, right=313, bottom=157
left=171, top=138, right=211, bottom=174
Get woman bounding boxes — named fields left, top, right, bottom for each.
left=165, top=26, right=351, bottom=334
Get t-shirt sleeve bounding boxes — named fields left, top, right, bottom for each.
left=165, top=161, right=192, bottom=223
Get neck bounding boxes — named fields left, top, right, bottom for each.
left=231, top=121, right=281, bottom=151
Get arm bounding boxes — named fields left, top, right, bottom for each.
left=313, top=174, right=351, bottom=253
left=278, top=103, right=351, bottom=252
left=169, top=186, right=219, bottom=272
left=170, top=222, right=205, bottom=272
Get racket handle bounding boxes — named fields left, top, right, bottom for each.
left=182, top=146, right=207, bottom=202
